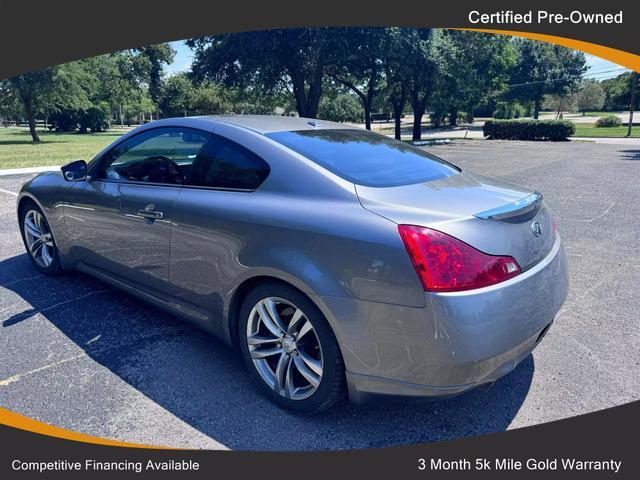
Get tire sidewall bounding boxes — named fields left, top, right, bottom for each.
left=238, top=283, right=342, bottom=413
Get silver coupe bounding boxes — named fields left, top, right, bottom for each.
left=17, top=115, right=568, bottom=412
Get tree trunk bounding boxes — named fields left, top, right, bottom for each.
left=119, top=104, right=124, bottom=126
left=627, top=71, right=638, bottom=137
left=411, top=94, right=426, bottom=141
left=364, top=108, right=371, bottom=130
left=394, top=112, right=402, bottom=140
left=364, top=98, right=372, bottom=130
left=449, top=108, right=458, bottom=126
left=364, top=83, right=376, bottom=130
left=392, top=101, right=402, bottom=140
left=412, top=109, right=424, bottom=140
left=305, top=86, right=322, bottom=118
left=289, top=64, right=314, bottom=117
left=467, top=108, right=474, bottom=123
left=24, top=97, right=39, bottom=142
left=533, top=97, right=542, bottom=120
left=390, top=88, right=406, bottom=141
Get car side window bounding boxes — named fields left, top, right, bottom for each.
left=96, top=127, right=211, bottom=185
left=187, top=135, right=270, bottom=190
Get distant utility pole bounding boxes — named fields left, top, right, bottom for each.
left=628, top=71, right=638, bottom=137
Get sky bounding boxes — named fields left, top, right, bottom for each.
left=166, top=41, right=629, bottom=80
left=167, top=41, right=193, bottom=74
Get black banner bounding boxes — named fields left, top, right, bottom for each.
left=2, top=401, right=638, bottom=479
left=0, top=0, right=639, bottom=79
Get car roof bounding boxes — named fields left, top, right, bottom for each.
left=198, top=115, right=355, bottom=134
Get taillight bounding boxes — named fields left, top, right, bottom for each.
left=398, top=225, right=521, bottom=292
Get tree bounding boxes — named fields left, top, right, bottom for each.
left=135, top=44, right=176, bottom=105
left=601, top=71, right=640, bottom=111
left=434, top=30, right=516, bottom=125
left=7, top=65, right=89, bottom=141
left=229, top=87, right=289, bottom=115
left=542, top=93, right=576, bottom=118
left=158, top=74, right=235, bottom=117
left=400, top=29, right=451, bottom=140
left=159, top=73, right=196, bottom=117
left=319, top=92, right=363, bottom=123
left=326, top=28, right=387, bottom=129
left=191, top=82, right=233, bottom=115
left=575, top=80, right=605, bottom=115
left=507, top=39, right=586, bottom=119
left=188, top=29, right=343, bottom=118
left=0, top=81, right=22, bottom=124
left=382, top=28, right=410, bottom=140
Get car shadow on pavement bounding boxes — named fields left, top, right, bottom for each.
left=618, top=149, right=640, bottom=160
left=0, top=254, right=534, bottom=451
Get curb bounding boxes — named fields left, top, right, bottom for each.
left=0, top=166, right=59, bottom=177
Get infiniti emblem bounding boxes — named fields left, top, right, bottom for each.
left=531, top=221, right=543, bottom=237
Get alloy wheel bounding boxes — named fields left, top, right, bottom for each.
left=246, top=297, right=324, bottom=400
left=23, top=209, right=55, bottom=268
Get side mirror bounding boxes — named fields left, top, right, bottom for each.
left=61, top=160, right=87, bottom=182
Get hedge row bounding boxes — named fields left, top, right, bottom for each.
left=483, top=120, right=575, bottom=141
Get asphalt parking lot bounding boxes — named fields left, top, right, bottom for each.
left=0, top=140, right=638, bottom=450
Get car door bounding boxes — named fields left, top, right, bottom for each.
left=168, top=130, right=271, bottom=332
left=64, top=126, right=211, bottom=296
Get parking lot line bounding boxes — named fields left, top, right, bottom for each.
left=0, top=187, right=17, bottom=196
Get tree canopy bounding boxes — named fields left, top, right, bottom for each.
left=1, top=30, right=601, bottom=143
left=506, top=39, right=586, bottom=118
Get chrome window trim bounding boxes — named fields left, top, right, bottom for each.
left=88, top=178, right=258, bottom=193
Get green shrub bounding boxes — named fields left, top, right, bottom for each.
left=493, top=102, right=525, bottom=119
left=79, top=102, right=111, bottom=133
left=483, top=120, right=575, bottom=141
left=595, top=115, right=622, bottom=128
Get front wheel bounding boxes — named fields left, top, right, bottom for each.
left=238, top=283, right=345, bottom=413
left=19, top=202, right=62, bottom=275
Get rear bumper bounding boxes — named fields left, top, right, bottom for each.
left=318, top=235, right=568, bottom=402
left=346, top=320, right=551, bottom=403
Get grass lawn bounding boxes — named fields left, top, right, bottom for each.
left=0, top=127, right=129, bottom=169
left=581, top=111, right=631, bottom=118
left=572, top=124, right=640, bottom=138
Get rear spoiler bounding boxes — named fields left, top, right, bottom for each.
left=474, top=192, right=543, bottom=221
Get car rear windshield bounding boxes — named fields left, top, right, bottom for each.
left=266, top=129, right=459, bottom=187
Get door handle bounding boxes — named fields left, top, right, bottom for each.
left=138, top=204, right=164, bottom=220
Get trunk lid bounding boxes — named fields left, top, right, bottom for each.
left=356, top=171, right=556, bottom=270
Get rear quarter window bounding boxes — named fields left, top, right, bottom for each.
left=266, top=129, right=458, bottom=187
left=187, top=135, right=270, bottom=190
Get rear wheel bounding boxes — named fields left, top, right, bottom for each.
left=238, top=283, right=344, bottom=413
left=19, top=202, right=62, bottom=275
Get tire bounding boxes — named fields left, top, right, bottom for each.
left=19, top=201, right=63, bottom=275
left=238, top=283, right=345, bottom=413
